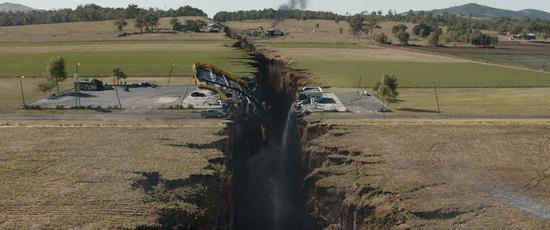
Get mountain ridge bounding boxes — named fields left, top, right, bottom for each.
left=0, top=2, right=41, bottom=12
left=418, top=3, right=550, bottom=20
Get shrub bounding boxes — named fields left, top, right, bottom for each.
left=427, top=31, right=440, bottom=46
left=374, top=33, right=390, bottom=44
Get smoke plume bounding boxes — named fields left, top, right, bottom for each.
left=273, top=0, right=308, bottom=27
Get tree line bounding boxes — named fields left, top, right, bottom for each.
left=214, top=8, right=550, bottom=40
left=213, top=9, right=346, bottom=22
left=0, top=4, right=206, bottom=26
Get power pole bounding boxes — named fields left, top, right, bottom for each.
left=113, top=77, right=122, bottom=109
left=357, top=74, right=363, bottom=95
left=167, top=64, right=175, bottom=86
left=178, top=75, right=194, bottom=111
left=19, top=76, right=26, bottom=107
left=74, top=63, right=81, bottom=107
left=432, top=81, right=441, bottom=114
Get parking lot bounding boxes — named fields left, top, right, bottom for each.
left=26, top=85, right=196, bottom=112
left=336, top=92, right=389, bottom=114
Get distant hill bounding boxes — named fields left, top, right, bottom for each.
left=419, top=3, right=550, bottom=20
left=0, top=2, right=40, bottom=12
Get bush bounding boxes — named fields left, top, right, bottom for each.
left=392, top=24, right=408, bottom=34
left=373, top=74, right=399, bottom=102
left=427, top=31, right=440, bottom=46
left=374, top=33, right=390, bottom=44
left=413, top=23, right=433, bottom=37
left=396, top=31, right=410, bottom=45
left=470, top=32, right=498, bottom=47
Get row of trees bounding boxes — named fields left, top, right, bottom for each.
left=169, top=18, right=208, bottom=32
left=213, top=9, right=345, bottom=22
left=0, top=4, right=206, bottom=26
left=39, top=57, right=128, bottom=94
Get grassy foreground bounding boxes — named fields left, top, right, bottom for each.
left=299, top=60, right=550, bottom=88
left=0, top=121, right=225, bottom=228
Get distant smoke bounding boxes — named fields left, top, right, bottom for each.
left=273, top=0, right=308, bottom=27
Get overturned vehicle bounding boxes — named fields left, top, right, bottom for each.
left=191, top=63, right=269, bottom=139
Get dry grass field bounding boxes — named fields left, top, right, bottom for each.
left=391, top=88, right=550, bottom=116
left=0, top=17, right=224, bottom=43
left=0, top=120, right=226, bottom=229
left=305, top=120, right=550, bottom=228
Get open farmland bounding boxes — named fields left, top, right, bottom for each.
left=411, top=41, right=550, bottom=72
left=269, top=44, right=550, bottom=88
left=0, top=40, right=255, bottom=78
left=298, top=60, right=550, bottom=88
left=392, top=88, right=550, bottom=116
left=0, top=17, right=224, bottom=43
left=304, top=120, right=550, bottom=228
left=0, top=120, right=226, bottom=229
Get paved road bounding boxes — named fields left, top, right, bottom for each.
left=0, top=111, right=203, bottom=121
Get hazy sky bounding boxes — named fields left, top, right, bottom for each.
left=9, top=0, right=550, bottom=17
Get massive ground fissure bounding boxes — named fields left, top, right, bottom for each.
left=227, top=45, right=312, bottom=229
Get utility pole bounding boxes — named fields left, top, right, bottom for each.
left=432, top=81, right=441, bottom=115
left=19, top=76, right=26, bottom=107
left=167, top=64, right=175, bottom=86
left=113, top=77, right=122, bottom=109
left=178, top=74, right=194, bottom=111
left=357, top=74, right=363, bottom=95
left=74, top=63, right=81, bottom=107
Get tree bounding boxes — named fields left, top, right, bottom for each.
left=413, top=23, right=434, bottom=37
left=348, top=14, right=365, bottom=35
left=143, top=11, right=160, bottom=32
left=373, top=74, right=399, bottom=102
left=47, top=57, right=67, bottom=93
left=38, top=81, right=55, bottom=94
left=396, top=31, right=410, bottom=45
left=114, top=18, right=127, bottom=33
left=185, top=20, right=207, bottom=32
left=112, top=67, right=127, bottom=85
left=364, top=19, right=378, bottom=39
left=134, top=15, right=145, bottom=32
left=392, top=24, right=408, bottom=34
left=470, top=32, right=498, bottom=47
left=427, top=31, right=440, bottom=46
left=169, top=17, right=181, bottom=30
left=125, top=4, right=140, bottom=19
left=374, top=33, right=390, bottom=44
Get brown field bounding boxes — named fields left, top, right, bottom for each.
left=0, top=120, right=225, bottom=229
left=0, top=17, right=224, bottom=43
left=274, top=46, right=465, bottom=62
left=0, top=43, right=230, bottom=53
left=226, top=19, right=361, bottom=43
left=227, top=20, right=429, bottom=45
left=305, top=120, right=550, bottom=228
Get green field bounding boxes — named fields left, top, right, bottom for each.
left=264, top=42, right=376, bottom=49
left=0, top=50, right=255, bottom=77
left=298, top=60, right=550, bottom=88
left=456, top=54, right=550, bottom=72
